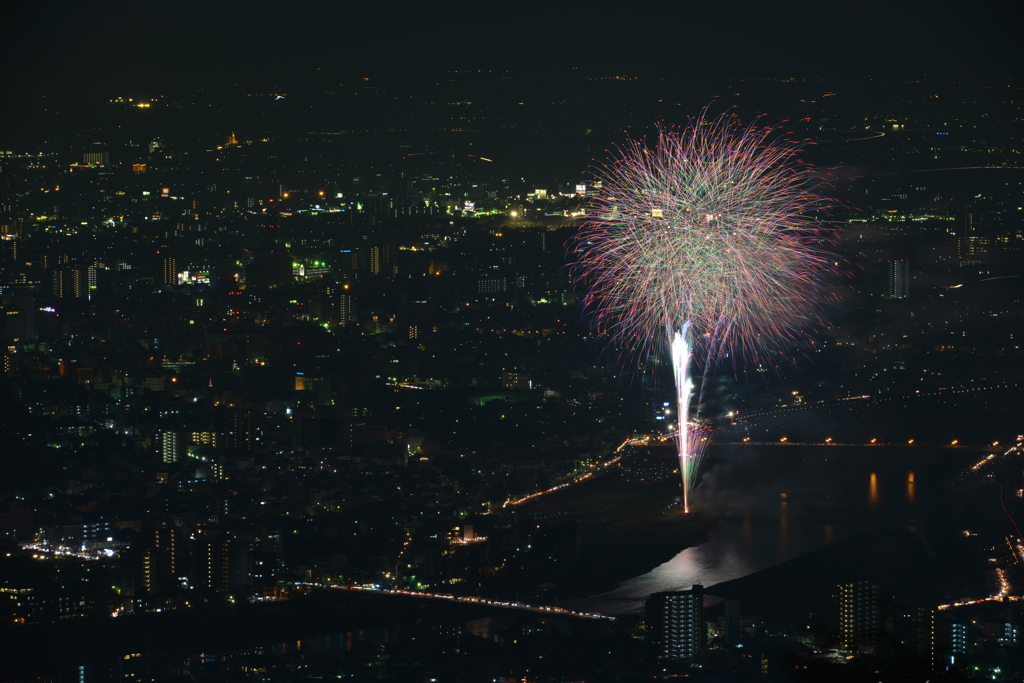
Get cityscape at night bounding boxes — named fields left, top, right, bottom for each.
left=1, top=3, right=1022, bottom=681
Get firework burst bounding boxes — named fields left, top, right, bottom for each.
left=570, top=111, right=841, bottom=511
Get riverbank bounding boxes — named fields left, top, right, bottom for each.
left=702, top=525, right=986, bottom=619
left=517, top=471, right=717, bottom=600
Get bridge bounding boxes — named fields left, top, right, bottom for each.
left=717, top=440, right=1002, bottom=451
left=335, top=585, right=615, bottom=621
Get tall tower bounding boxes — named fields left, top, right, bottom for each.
left=837, top=579, right=880, bottom=652
left=886, top=259, right=909, bottom=299
left=645, top=585, right=705, bottom=660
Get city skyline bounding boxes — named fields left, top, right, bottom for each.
left=1, top=11, right=1023, bottom=680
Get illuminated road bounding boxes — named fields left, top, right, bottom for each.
left=850, top=165, right=1024, bottom=180
left=20, top=543, right=111, bottom=561
left=329, top=585, right=614, bottom=621
left=502, top=446, right=627, bottom=508
left=817, top=131, right=887, bottom=143
left=719, top=441, right=1001, bottom=450
left=732, top=383, right=1018, bottom=425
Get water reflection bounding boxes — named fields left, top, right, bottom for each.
left=271, top=627, right=394, bottom=655
left=567, top=446, right=957, bottom=615
left=779, top=494, right=789, bottom=561
left=742, top=510, right=752, bottom=552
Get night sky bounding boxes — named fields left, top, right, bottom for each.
left=4, top=0, right=1017, bottom=96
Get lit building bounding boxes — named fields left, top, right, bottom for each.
left=502, top=371, right=531, bottom=390
left=51, top=268, right=87, bottom=299
left=478, top=277, right=508, bottom=295
left=645, top=585, right=704, bottom=660
left=998, top=621, right=1018, bottom=647
left=335, top=290, right=352, bottom=324
left=886, top=259, right=909, bottom=299
left=230, top=409, right=256, bottom=451
left=195, top=539, right=230, bottom=591
left=160, top=256, right=178, bottom=286
left=132, top=527, right=187, bottom=594
left=893, top=604, right=936, bottom=670
left=159, top=431, right=181, bottom=464
left=326, top=284, right=354, bottom=325
left=369, top=243, right=397, bottom=276
left=1, top=587, right=92, bottom=623
left=950, top=622, right=971, bottom=654
left=250, top=550, right=277, bottom=596
left=87, top=263, right=98, bottom=293
left=837, top=579, right=880, bottom=652
left=957, top=212, right=991, bottom=264
left=190, top=431, right=222, bottom=449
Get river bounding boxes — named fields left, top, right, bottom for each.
left=564, top=444, right=976, bottom=615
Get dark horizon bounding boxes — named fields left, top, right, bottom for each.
left=4, top=0, right=1018, bottom=97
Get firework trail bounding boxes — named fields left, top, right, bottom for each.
left=571, top=110, right=840, bottom=512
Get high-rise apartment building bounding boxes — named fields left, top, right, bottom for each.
left=645, top=585, right=704, bottom=660
left=837, top=579, right=880, bottom=652
left=51, top=268, right=87, bottom=299
left=230, top=409, right=256, bottom=452
left=160, top=256, right=178, bottom=285
left=250, top=550, right=277, bottom=596
left=159, top=431, right=181, bottom=464
left=950, top=621, right=971, bottom=655
left=894, top=604, right=936, bottom=670
left=195, top=539, right=230, bottom=591
left=887, top=259, right=909, bottom=299
left=958, top=212, right=991, bottom=264
left=478, top=277, right=508, bottom=295
left=135, top=528, right=186, bottom=593
left=369, top=243, right=397, bottom=276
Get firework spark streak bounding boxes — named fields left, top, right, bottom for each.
left=671, top=323, right=696, bottom=512
left=571, top=111, right=841, bottom=511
